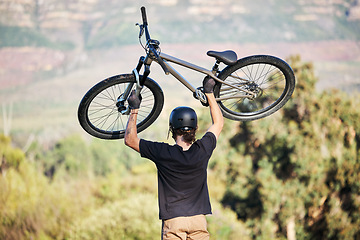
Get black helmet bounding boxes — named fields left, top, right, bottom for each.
left=169, top=106, right=197, bottom=131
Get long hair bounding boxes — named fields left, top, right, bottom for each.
left=170, top=128, right=197, bottom=144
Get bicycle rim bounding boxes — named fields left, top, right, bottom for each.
left=216, top=55, right=295, bottom=121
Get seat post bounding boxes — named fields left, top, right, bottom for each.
left=212, top=60, right=221, bottom=74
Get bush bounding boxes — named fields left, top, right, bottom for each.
left=0, top=135, right=25, bottom=171
left=72, top=193, right=161, bottom=240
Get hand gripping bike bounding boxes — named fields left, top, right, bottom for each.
left=78, top=6, right=295, bottom=140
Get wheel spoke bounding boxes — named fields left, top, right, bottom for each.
left=78, top=74, right=163, bottom=140
left=218, top=58, right=292, bottom=118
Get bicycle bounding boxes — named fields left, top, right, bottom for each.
left=78, top=6, right=295, bottom=140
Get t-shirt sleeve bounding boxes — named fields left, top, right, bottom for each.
left=198, top=132, right=217, bottom=156
left=139, top=139, right=163, bottom=162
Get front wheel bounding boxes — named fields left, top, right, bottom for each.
left=214, top=55, right=295, bottom=121
left=78, top=74, right=164, bottom=139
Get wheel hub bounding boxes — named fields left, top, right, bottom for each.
left=245, top=82, right=262, bottom=100
left=116, top=95, right=127, bottom=112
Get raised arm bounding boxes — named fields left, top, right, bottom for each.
left=124, top=90, right=141, bottom=152
left=203, top=77, right=224, bottom=139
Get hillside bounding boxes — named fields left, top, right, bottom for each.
left=1, top=0, right=360, bottom=48
left=0, top=0, right=360, bottom=140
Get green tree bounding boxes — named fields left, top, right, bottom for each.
left=214, top=55, right=360, bottom=239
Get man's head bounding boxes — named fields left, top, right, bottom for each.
left=169, top=106, right=197, bottom=143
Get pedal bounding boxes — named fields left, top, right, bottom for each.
left=194, top=88, right=209, bottom=106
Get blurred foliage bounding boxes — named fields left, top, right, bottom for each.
left=84, top=20, right=136, bottom=49
left=0, top=135, right=25, bottom=171
left=1, top=55, right=360, bottom=239
left=71, top=193, right=161, bottom=240
left=0, top=25, right=74, bottom=50
left=208, top=55, right=360, bottom=239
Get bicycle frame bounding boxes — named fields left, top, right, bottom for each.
left=139, top=52, right=255, bottom=98
left=160, top=52, right=213, bottom=93
left=117, top=49, right=257, bottom=116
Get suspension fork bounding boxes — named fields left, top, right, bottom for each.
left=117, top=56, right=151, bottom=114
left=135, top=55, right=152, bottom=95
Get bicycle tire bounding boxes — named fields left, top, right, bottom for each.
left=214, top=55, right=295, bottom=121
left=78, top=74, right=164, bottom=139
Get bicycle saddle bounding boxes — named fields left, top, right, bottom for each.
left=207, top=50, right=237, bottom=65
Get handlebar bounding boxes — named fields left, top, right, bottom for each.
left=140, top=6, right=169, bottom=75
left=141, top=6, right=148, bottom=26
left=140, top=6, right=150, bottom=41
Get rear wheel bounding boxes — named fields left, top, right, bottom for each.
left=214, top=55, right=295, bottom=121
left=78, top=74, right=164, bottom=139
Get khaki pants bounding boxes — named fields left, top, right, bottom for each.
left=162, top=214, right=210, bottom=240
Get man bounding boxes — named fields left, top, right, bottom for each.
left=124, top=76, right=224, bottom=240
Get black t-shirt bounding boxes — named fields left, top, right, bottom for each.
left=139, top=132, right=217, bottom=220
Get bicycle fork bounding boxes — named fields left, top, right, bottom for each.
left=116, top=56, right=150, bottom=115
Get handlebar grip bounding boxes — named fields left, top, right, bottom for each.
left=141, top=6, right=148, bottom=25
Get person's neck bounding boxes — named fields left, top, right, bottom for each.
left=175, top=136, right=192, bottom=151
